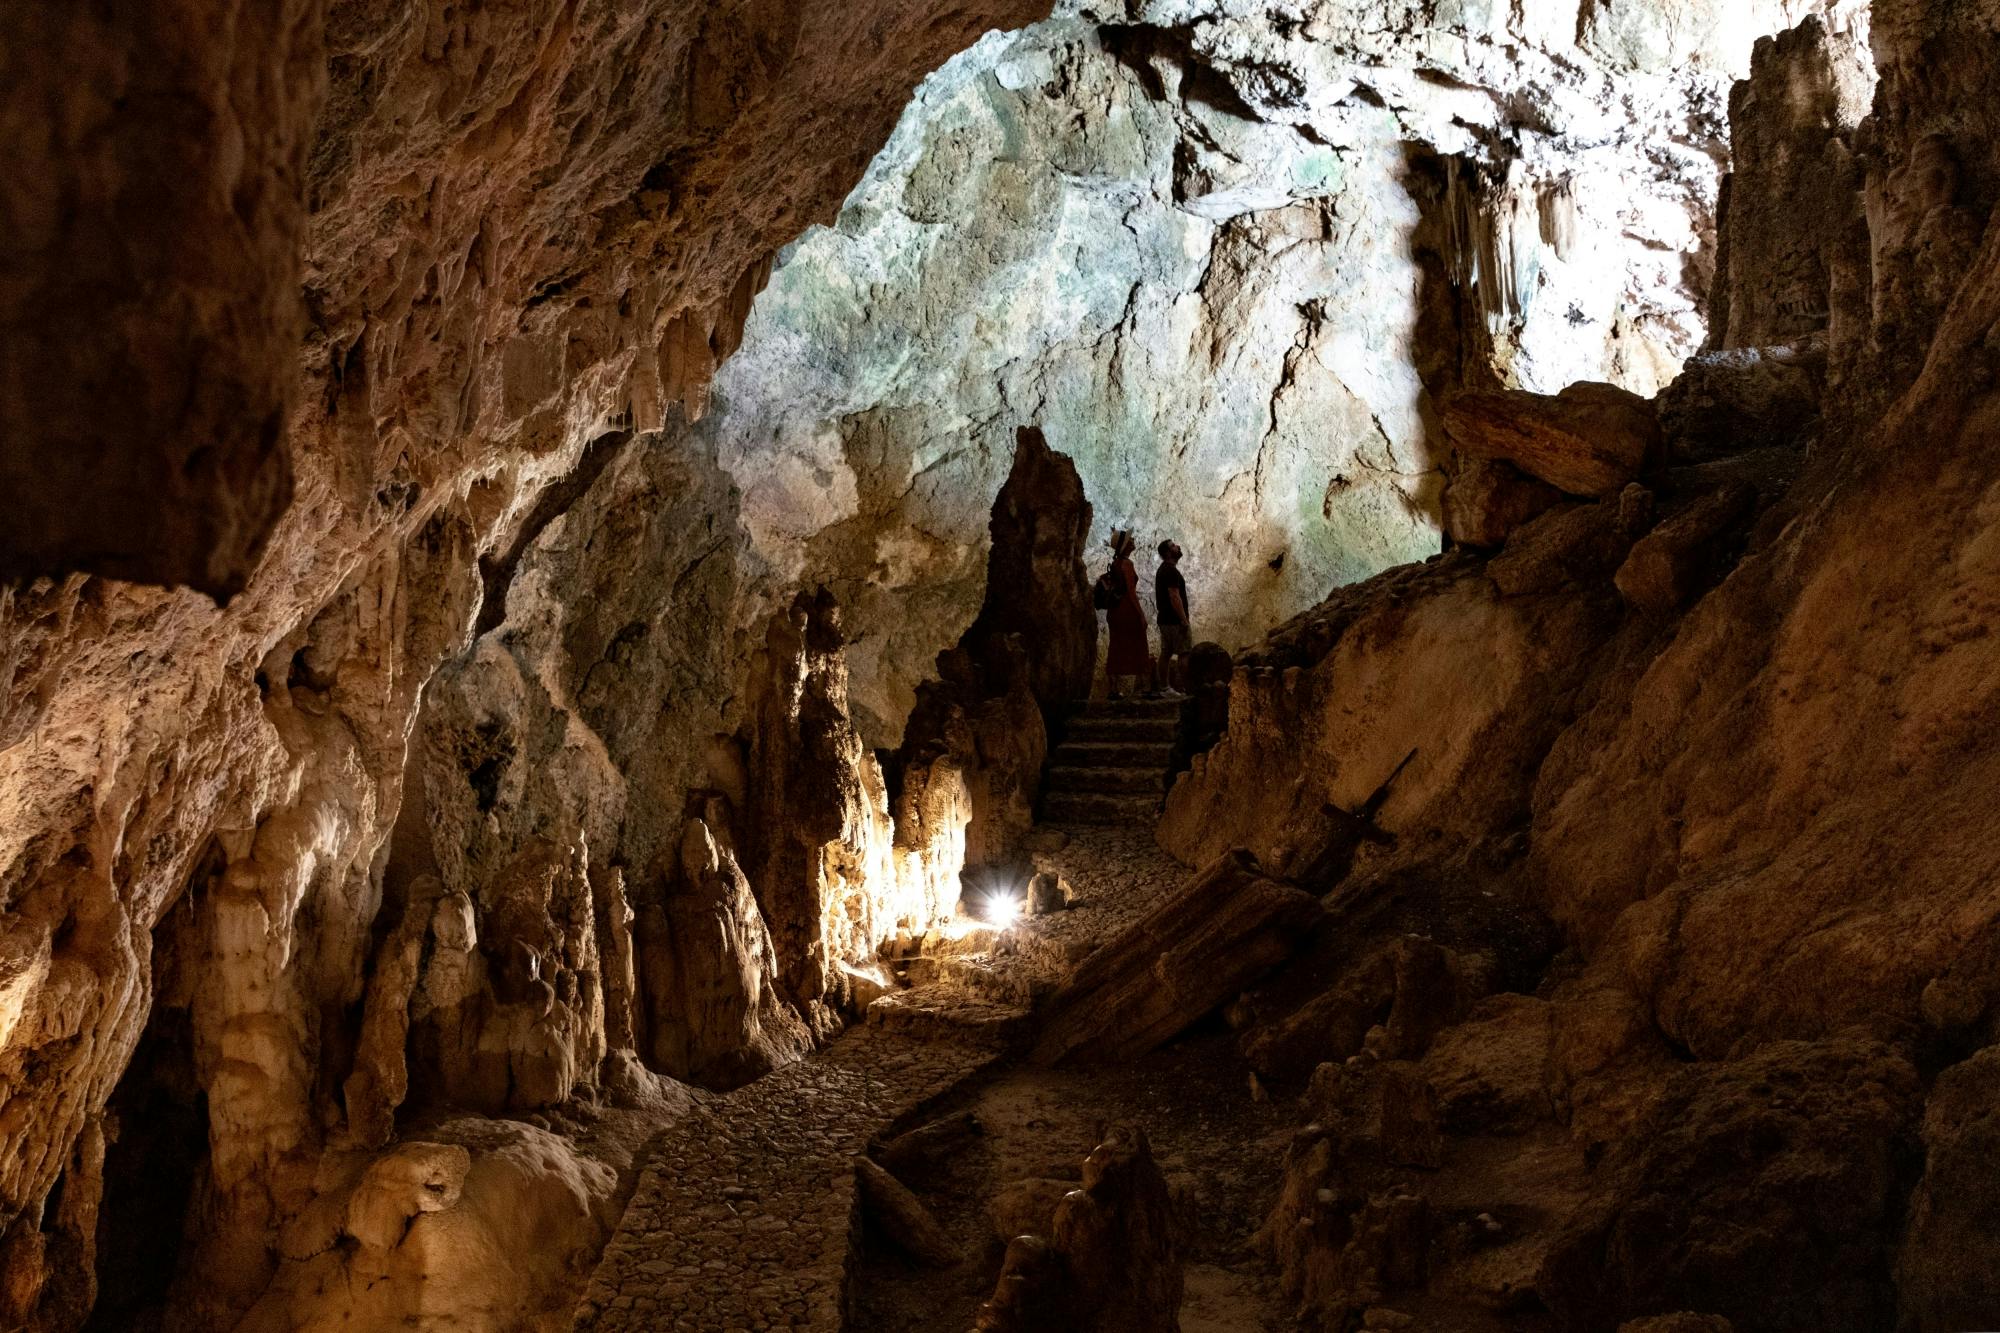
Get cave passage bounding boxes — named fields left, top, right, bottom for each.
left=12, top=0, right=2000, bottom=1331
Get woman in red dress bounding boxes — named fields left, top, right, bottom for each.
left=1103, top=529, right=1152, bottom=698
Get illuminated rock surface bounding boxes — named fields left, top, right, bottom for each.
left=14, top=0, right=2000, bottom=1330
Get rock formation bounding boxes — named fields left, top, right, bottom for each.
left=976, top=1124, right=1184, bottom=1332
left=12, top=0, right=2000, bottom=1328
left=1033, top=851, right=1322, bottom=1065
left=663, top=0, right=1874, bottom=735
left=1148, top=2, right=2000, bottom=1327
left=0, top=2, right=1057, bottom=1326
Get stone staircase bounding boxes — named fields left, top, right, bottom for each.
left=1041, top=695, right=1181, bottom=824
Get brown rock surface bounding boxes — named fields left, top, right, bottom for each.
left=1419, top=994, right=1555, bottom=1136
left=0, top=3, right=317, bottom=593
left=1442, top=457, right=1567, bottom=548
left=0, top=2, right=1053, bottom=1323
left=978, top=1124, right=1185, bottom=1333
left=15, top=1, right=2000, bottom=1329
left=1539, top=1037, right=1918, bottom=1333
left=958, top=426, right=1099, bottom=717
left=1707, top=18, right=1873, bottom=354
left=1896, top=1046, right=2000, bottom=1331
left=1444, top=382, right=1664, bottom=497
left=856, top=1156, right=961, bottom=1268
left=893, top=424, right=1094, bottom=877
left=741, top=589, right=916, bottom=1031
left=639, top=818, right=810, bottom=1089
left=1486, top=492, right=1652, bottom=598
left=1613, top=482, right=1758, bottom=614
left=1657, top=341, right=1824, bottom=461
left=1157, top=15, right=2000, bottom=1330
left=1032, top=852, right=1323, bottom=1066
left=1161, top=553, right=1619, bottom=873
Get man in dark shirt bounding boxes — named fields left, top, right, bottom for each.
left=1155, top=539, right=1191, bottom=696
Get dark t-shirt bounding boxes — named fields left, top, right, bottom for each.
left=1156, top=565, right=1188, bottom=626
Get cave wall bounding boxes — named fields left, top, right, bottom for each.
left=0, top=0, right=1955, bottom=1328
left=0, top=2, right=1057, bottom=1328
left=1158, top=1, right=2000, bottom=1323
left=663, top=0, right=1869, bottom=739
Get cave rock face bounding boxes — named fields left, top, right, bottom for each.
left=0, top=0, right=1057, bottom=1326
left=0, top=0, right=1955, bottom=1328
left=1156, top=2, right=2000, bottom=1325
left=667, top=0, right=1869, bottom=737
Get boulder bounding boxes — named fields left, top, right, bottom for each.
left=1419, top=994, right=1555, bottom=1135
left=1486, top=488, right=1652, bottom=598
left=1026, top=871, right=1071, bottom=916
left=1443, top=457, right=1567, bottom=548
left=876, top=1111, right=984, bottom=1179
left=1032, top=851, right=1324, bottom=1065
left=856, top=1157, right=961, bottom=1268
left=342, top=1143, right=472, bottom=1253
left=1614, top=483, right=1758, bottom=615
left=1240, top=945, right=1397, bottom=1083
left=1657, top=343, right=1823, bottom=462
left=1444, top=382, right=1662, bottom=497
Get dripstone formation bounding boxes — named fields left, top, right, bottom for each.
left=5, top=0, right=2000, bottom=1330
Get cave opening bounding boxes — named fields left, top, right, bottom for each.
left=14, top=0, right=2000, bottom=1331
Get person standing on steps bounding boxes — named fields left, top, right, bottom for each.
left=1154, top=538, right=1190, bottom=697
left=1097, top=528, right=1152, bottom=699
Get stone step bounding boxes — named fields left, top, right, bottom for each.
left=1076, top=695, right=1182, bottom=719
left=864, top=989, right=1032, bottom=1046
left=1045, top=765, right=1167, bottom=794
left=1067, top=715, right=1178, bottom=743
left=1041, top=790, right=1162, bottom=825
left=1051, top=739, right=1177, bottom=768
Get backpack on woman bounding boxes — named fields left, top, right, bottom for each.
left=1092, top=567, right=1122, bottom=610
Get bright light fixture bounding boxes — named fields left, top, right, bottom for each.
left=981, top=889, right=1023, bottom=927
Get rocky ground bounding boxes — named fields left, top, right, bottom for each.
left=851, top=1036, right=1295, bottom=1332
left=575, top=824, right=1222, bottom=1330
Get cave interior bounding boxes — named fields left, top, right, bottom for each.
left=4, top=0, right=2000, bottom=1331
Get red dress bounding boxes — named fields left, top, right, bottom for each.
left=1105, top=557, right=1152, bottom=678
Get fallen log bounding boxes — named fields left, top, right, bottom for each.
left=1032, top=850, right=1324, bottom=1065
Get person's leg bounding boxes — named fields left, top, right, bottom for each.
left=1161, top=626, right=1189, bottom=693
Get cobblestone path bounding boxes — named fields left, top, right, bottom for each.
left=572, top=825, right=1185, bottom=1332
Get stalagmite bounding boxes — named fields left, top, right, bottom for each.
left=15, top=0, right=2000, bottom=1329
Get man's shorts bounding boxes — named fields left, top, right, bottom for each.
left=1160, top=623, right=1192, bottom=659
